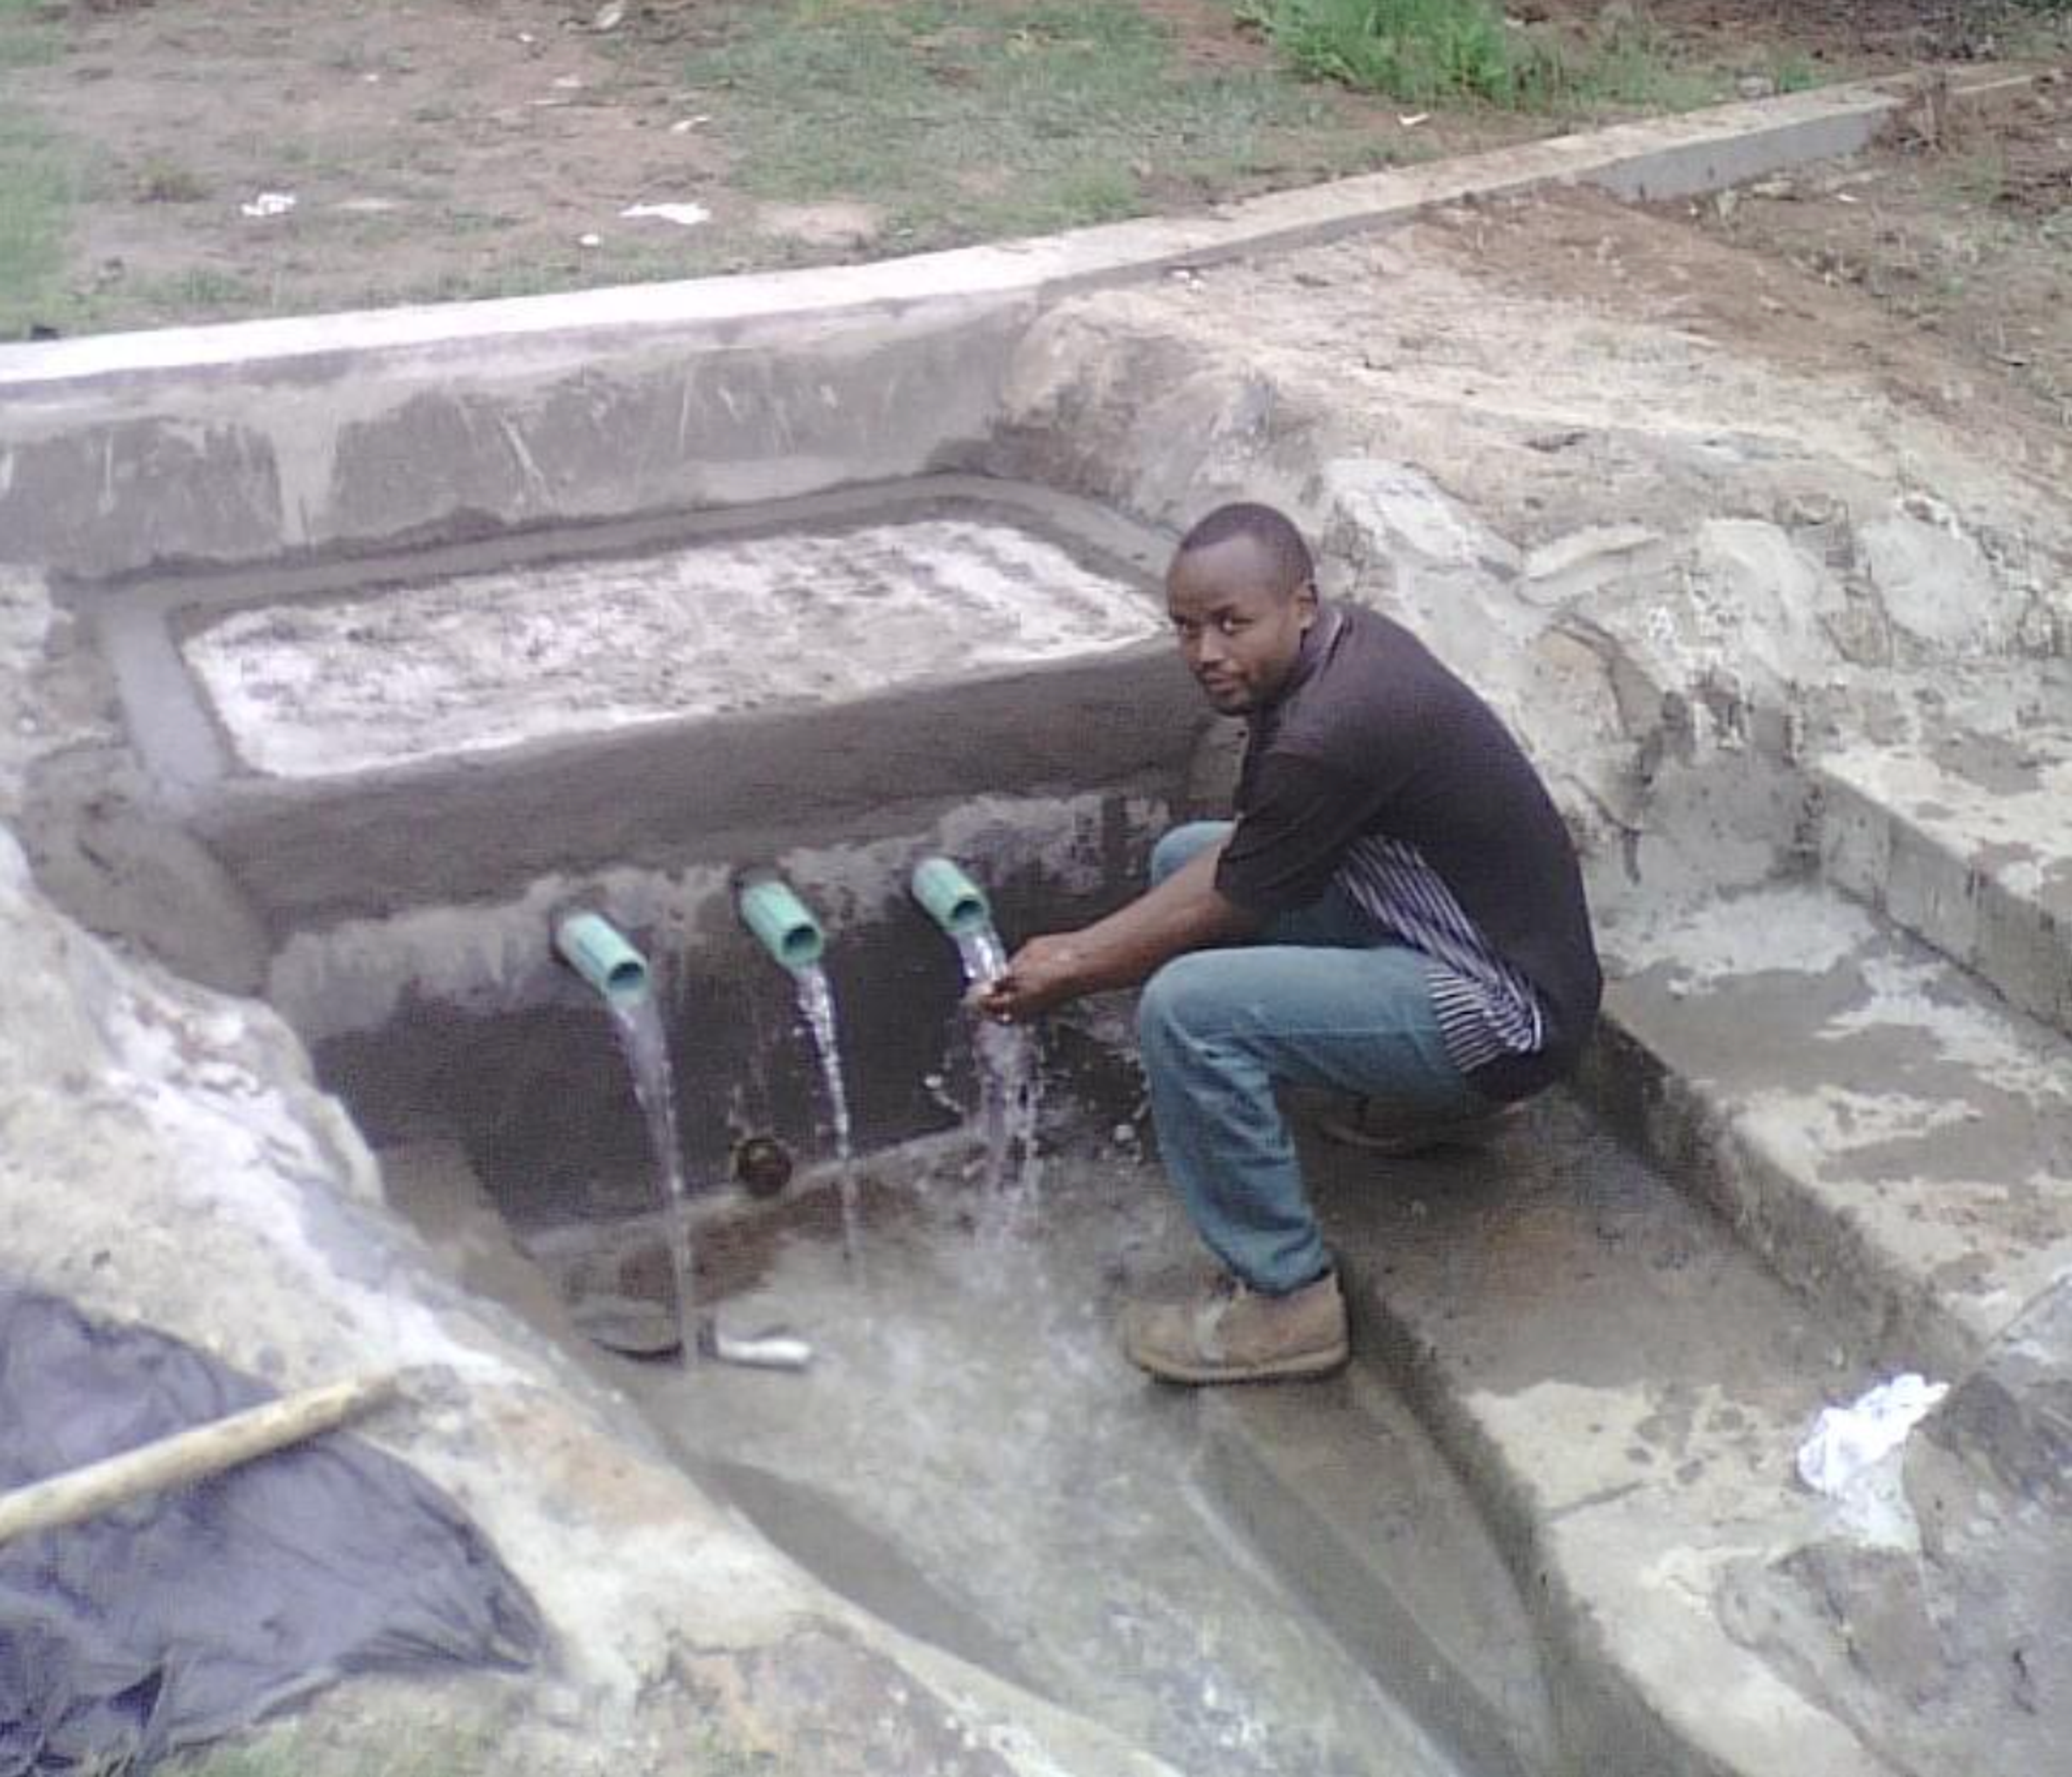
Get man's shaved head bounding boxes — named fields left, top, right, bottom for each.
left=1174, top=503, right=1314, bottom=599
left=1166, top=502, right=1319, bottom=716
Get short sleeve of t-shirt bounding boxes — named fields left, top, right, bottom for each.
left=1214, top=753, right=1384, bottom=917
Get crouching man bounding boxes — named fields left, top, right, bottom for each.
left=977, top=502, right=1601, bottom=1384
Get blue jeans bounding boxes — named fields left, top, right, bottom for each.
left=1139, top=822, right=1485, bottom=1294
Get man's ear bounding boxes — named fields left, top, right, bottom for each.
left=1294, top=579, right=1319, bottom=629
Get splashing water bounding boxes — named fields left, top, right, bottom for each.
left=609, top=993, right=697, bottom=1343
left=793, top=962, right=862, bottom=1268
left=953, top=924, right=1043, bottom=1205
left=629, top=1153, right=1467, bottom=1777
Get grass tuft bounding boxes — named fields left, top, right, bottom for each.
left=1238, top=0, right=1510, bottom=104
left=0, top=0, right=59, bottom=67
left=679, top=0, right=1373, bottom=246
left=1241, top=0, right=1763, bottom=113
left=0, top=108, right=71, bottom=338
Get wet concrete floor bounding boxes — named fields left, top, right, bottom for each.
left=385, top=1124, right=1488, bottom=1777
left=619, top=1146, right=1477, bottom=1777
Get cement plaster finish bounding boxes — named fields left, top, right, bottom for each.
left=1818, top=725, right=2072, bottom=1040
left=0, top=83, right=1926, bottom=584
left=1, top=300, right=1035, bottom=580
left=183, top=513, right=1162, bottom=779
left=1722, top=1320, right=2072, bottom=1777
left=96, top=482, right=1197, bottom=930
left=298, top=795, right=1164, bottom=1219
left=1203, top=1369, right=1556, bottom=1777
left=1590, top=878, right=2072, bottom=1382
left=1303, top=1090, right=1894, bottom=1777
left=193, top=626, right=1192, bottom=932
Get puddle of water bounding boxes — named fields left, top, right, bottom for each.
left=618, top=1146, right=1469, bottom=1777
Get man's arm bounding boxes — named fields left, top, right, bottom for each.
left=977, top=840, right=1259, bottom=1021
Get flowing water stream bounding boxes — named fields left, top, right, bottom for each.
left=952, top=924, right=1044, bottom=1202
left=609, top=993, right=697, bottom=1343
left=792, top=961, right=862, bottom=1269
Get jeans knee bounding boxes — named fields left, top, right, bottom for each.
left=1137, top=953, right=1222, bottom=1058
left=1149, top=821, right=1232, bottom=887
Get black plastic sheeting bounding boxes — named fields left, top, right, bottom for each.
left=0, top=1286, right=545, bottom=1774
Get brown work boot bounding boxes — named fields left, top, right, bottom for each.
left=1310, top=1093, right=1518, bottom=1157
left=1122, top=1270, right=1349, bottom=1384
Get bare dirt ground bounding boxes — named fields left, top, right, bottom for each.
left=14, top=0, right=750, bottom=325
left=0, top=0, right=1522, bottom=333
left=8, top=0, right=2027, bottom=337
left=0, top=0, right=2063, bottom=358
left=1424, top=71, right=2069, bottom=449
left=1679, top=71, right=2072, bottom=426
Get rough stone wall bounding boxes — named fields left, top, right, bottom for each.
left=981, top=227, right=2070, bottom=904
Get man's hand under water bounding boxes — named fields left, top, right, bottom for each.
left=973, top=845, right=1257, bottom=1026
left=973, top=935, right=1087, bottom=1024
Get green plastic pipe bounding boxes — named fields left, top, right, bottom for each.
left=910, top=857, right=992, bottom=940
left=553, top=911, right=652, bottom=1008
left=737, top=873, right=826, bottom=973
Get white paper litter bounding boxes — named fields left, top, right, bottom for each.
left=1796, top=1372, right=1950, bottom=1496
left=619, top=202, right=711, bottom=228
left=238, top=192, right=297, bottom=219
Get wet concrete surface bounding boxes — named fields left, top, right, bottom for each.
left=311, top=836, right=1156, bottom=1233
left=383, top=1121, right=1496, bottom=1777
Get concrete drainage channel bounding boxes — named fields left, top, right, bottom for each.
left=5, top=74, right=2071, bottom=1777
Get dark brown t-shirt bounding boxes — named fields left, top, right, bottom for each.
left=1214, top=605, right=1602, bottom=1102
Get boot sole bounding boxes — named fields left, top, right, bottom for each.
left=1126, top=1337, right=1352, bottom=1386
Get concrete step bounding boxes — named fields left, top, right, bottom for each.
left=1277, top=1091, right=1899, bottom=1777
left=1815, top=725, right=2072, bottom=1042
left=1580, top=876, right=2072, bottom=1384
left=1200, top=1364, right=1558, bottom=1777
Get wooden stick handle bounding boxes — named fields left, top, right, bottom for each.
left=0, top=1371, right=402, bottom=1547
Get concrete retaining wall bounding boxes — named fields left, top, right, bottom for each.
left=0, top=80, right=1930, bottom=585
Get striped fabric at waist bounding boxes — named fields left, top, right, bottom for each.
left=1334, top=833, right=1546, bottom=1076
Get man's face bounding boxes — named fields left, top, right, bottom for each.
left=1166, top=535, right=1317, bottom=717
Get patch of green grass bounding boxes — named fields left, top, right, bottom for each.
left=1242, top=0, right=1763, bottom=114
left=142, top=266, right=265, bottom=309
left=0, top=106, right=72, bottom=337
left=1239, top=0, right=1510, bottom=104
left=679, top=0, right=1371, bottom=245
left=0, top=0, right=60, bottom=67
left=1998, top=0, right=2072, bottom=58
left=1767, top=48, right=1821, bottom=94
left=59, top=264, right=270, bottom=332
